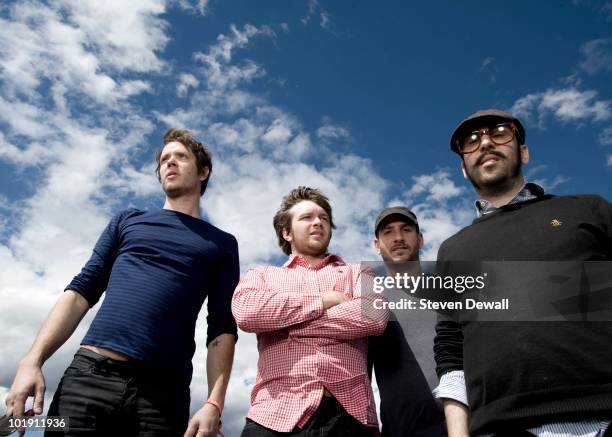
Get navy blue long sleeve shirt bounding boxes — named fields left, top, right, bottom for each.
left=67, top=208, right=239, bottom=377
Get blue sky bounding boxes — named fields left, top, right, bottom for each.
left=0, top=0, right=610, bottom=435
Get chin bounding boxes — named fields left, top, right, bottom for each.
left=309, top=244, right=328, bottom=255
left=163, top=186, right=187, bottom=198
left=476, top=171, right=509, bottom=187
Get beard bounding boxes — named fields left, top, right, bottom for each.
left=381, top=248, right=419, bottom=263
left=290, top=232, right=331, bottom=257
left=463, top=149, right=523, bottom=194
left=162, top=180, right=193, bottom=198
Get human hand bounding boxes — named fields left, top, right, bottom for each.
left=321, top=291, right=349, bottom=309
left=183, top=402, right=222, bottom=437
left=5, top=359, right=45, bottom=418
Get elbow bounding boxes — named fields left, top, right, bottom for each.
left=231, top=301, right=263, bottom=333
left=236, top=318, right=257, bottom=333
left=231, top=299, right=251, bottom=332
left=367, top=307, right=389, bottom=336
left=369, top=318, right=387, bottom=336
left=231, top=308, right=256, bottom=333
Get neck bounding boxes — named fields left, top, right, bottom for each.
left=476, top=176, right=526, bottom=208
left=163, top=194, right=201, bottom=219
left=387, top=260, right=422, bottom=276
left=295, top=252, right=328, bottom=266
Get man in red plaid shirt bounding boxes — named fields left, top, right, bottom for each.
left=232, top=186, right=388, bottom=436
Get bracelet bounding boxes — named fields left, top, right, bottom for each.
left=206, top=398, right=222, bottom=416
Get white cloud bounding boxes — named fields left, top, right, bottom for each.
left=405, top=170, right=465, bottom=202
left=479, top=56, right=495, bottom=71
left=532, top=175, right=571, bottom=191
left=607, top=155, right=612, bottom=166
left=0, top=133, right=55, bottom=167
left=0, top=96, right=56, bottom=140
left=174, top=0, right=211, bottom=15
left=177, top=73, right=200, bottom=97
left=601, top=2, right=612, bottom=21
left=262, top=118, right=294, bottom=145
left=580, top=38, right=612, bottom=75
left=301, top=0, right=332, bottom=30
left=0, top=1, right=166, bottom=105
left=193, top=24, right=274, bottom=91
left=316, top=124, right=350, bottom=141
left=511, top=87, right=611, bottom=126
left=401, top=170, right=472, bottom=260
left=526, top=164, right=571, bottom=192
left=599, top=126, right=612, bottom=146
left=279, top=22, right=290, bottom=33
left=58, top=0, right=169, bottom=73
left=320, top=12, right=331, bottom=30
left=301, top=0, right=318, bottom=25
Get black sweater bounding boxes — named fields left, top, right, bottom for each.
left=434, top=194, right=612, bottom=434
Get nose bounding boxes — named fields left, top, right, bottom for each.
left=166, top=155, right=177, bottom=167
left=477, top=131, right=495, bottom=152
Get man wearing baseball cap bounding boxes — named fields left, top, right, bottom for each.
left=369, top=207, right=445, bottom=436
left=433, top=109, right=612, bottom=436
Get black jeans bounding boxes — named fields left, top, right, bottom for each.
left=240, top=396, right=377, bottom=437
left=45, top=348, right=190, bottom=436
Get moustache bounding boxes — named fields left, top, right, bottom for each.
left=476, top=151, right=505, bottom=166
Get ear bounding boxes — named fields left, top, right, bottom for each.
left=460, top=160, right=468, bottom=180
left=373, top=238, right=381, bottom=254
left=199, top=166, right=210, bottom=182
left=418, top=232, right=424, bottom=250
left=282, top=227, right=292, bottom=243
left=520, top=144, right=529, bottom=165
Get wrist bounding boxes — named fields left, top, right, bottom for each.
left=20, top=353, right=43, bottom=368
left=206, top=398, right=222, bottom=416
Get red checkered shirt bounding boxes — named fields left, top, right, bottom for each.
left=232, top=254, right=388, bottom=432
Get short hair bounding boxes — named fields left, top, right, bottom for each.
left=154, top=128, right=213, bottom=195
left=273, top=186, right=336, bottom=256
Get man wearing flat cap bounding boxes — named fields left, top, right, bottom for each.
left=433, top=109, right=612, bottom=436
left=369, top=207, right=445, bottom=436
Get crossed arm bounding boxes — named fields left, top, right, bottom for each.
left=231, top=267, right=387, bottom=340
left=288, top=294, right=387, bottom=340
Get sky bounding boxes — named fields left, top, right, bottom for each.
left=0, top=0, right=611, bottom=435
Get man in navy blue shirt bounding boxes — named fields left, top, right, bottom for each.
left=5, top=129, right=239, bottom=437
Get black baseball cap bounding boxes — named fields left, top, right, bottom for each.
left=374, top=207, right=419, bottom=236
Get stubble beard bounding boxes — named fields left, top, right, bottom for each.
left=382, top=248, right=419, bottom=263
left=464, top=153, right=523, bottom=196
left=294, top=232, right=331, bottom=258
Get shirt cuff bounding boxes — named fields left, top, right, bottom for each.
left=432, top=370, right=468, bottom=407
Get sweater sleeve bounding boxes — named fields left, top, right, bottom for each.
left=593, top=195, right=612, bottom=254
left=65, top=209, right=134, bottom=307
left=433, top=242, right=465, bottom=378
left=206, top=234, right=240, bottom=346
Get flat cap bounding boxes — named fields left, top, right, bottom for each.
left=450, top=108, right=526, bottom=154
